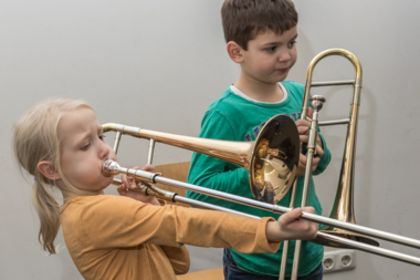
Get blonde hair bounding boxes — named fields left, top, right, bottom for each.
left=13, top=98, right=92, bottom=254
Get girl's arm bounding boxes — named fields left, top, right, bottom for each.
left=78, top=195, right=317, bottom=255
left=160, top=245, right=190, bottom=274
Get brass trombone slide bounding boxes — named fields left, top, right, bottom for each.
left=103, top=159, right=420, bottom=266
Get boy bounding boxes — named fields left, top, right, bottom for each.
left=187, top=0, right=331, bottom=279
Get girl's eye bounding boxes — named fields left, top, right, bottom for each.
left=80, top=142, right=91, bottom=151
left=98, top=134, right=106, bottom=141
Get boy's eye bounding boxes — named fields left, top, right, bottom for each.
left=288, top=40, right=297, bottom=49
left=264, top=46, right=277, bottom=53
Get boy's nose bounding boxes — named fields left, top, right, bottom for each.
left=278, top=49, right=292, bottom=62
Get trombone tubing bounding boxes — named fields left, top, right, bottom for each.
left=103, top=160, right=420, bottom=266
left=111, top=177, right=257, bottom=219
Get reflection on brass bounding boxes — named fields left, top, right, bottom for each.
left=250, top=115, right=300, bottom=203
left=253, top=138, right=296, bottom=203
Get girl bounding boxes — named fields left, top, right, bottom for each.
left=13, top=98, right=317, bottom=280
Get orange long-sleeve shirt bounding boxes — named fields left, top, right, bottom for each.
left=60, top=195, right=279, bottom=280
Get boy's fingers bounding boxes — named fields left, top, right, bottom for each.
left=315, top=145, right=324, bottom=157
left=299, top=134, right=309, bottom=142
left=306, top=107, right=314, bottom=119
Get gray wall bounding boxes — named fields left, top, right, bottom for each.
left=1, top=0, right=419, bottom=279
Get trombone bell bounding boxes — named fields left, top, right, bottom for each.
left=251, top=114, right=300, bottom=203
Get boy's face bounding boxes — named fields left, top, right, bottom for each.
left=58, top=108, right=115, bottom=193
left=239, top=27, right=298, bottom=84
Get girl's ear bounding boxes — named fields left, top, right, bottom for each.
left=37, top=161, right=61, bottom=181
left=226, top=41, right=244, bottom=63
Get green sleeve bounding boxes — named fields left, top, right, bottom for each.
left=187, top=110, right=253, bottom=206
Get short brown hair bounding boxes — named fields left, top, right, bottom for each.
left=221, top=0, right=298, bottom=49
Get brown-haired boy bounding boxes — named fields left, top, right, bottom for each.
left=187, top=0, right=331, bottom=279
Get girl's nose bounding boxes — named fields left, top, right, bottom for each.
left=98, top=140, right=112, bottom=159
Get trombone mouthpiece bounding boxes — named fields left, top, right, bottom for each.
left=311, top=95, right=326, bottom=111
left=102, top=159, right=120, bottom=177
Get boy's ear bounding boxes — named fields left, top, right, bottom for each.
left=37, top=161, right=61, bottom=181
left=226, top=41, right=244, bottom=63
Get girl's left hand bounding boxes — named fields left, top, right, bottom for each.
left=117, top=165, right=160, bottom=205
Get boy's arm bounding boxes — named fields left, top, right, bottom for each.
left=187, top=111, right=252, bottom=203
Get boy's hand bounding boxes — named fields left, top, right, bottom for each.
left=266, top=207, right=318, bottom=242
left=296, top=145, right=324, bottom=175
left=295, top=108, right=324, bottom=175
left=117, top=165, right=160, bottom=205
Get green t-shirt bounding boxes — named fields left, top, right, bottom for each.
left=187, top=80, right=331, bottom=277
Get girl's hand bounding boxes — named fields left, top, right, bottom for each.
left=266, top=207, right=318, bottom=242
left=277, top=207, right=318, bottom=240
left=117, top=165, right=160, bottom=205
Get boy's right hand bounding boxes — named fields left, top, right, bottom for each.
left=266, top=207, right=318, bottom=242
left=295, top=107, right=324, bottom=176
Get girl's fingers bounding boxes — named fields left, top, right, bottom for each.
left=117, top=184, right=128, bottom=195
left=280, top=208, right=303, bottom=226
left=302, top=206, right=315, bottom=214
left=142, top=164, right=154, bottom=172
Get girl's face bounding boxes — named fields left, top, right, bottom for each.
left=58, top=108, right=115, bottom=194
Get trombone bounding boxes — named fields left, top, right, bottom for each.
left=101, top=117, right=420, bottom=266
left=102, top=159, right=420, bottom=266
left=281, top=48, right=373, bottom=279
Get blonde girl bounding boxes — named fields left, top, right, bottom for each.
left=13, top=98, right=317, bottom=280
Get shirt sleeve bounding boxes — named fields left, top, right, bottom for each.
left=81, top=196, right=279, bottom=254
left=313, top=131, right=332, bottom=175
left=187, top=110, right=252, bottom=203
left=160, top=245, right=190, bottom=274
